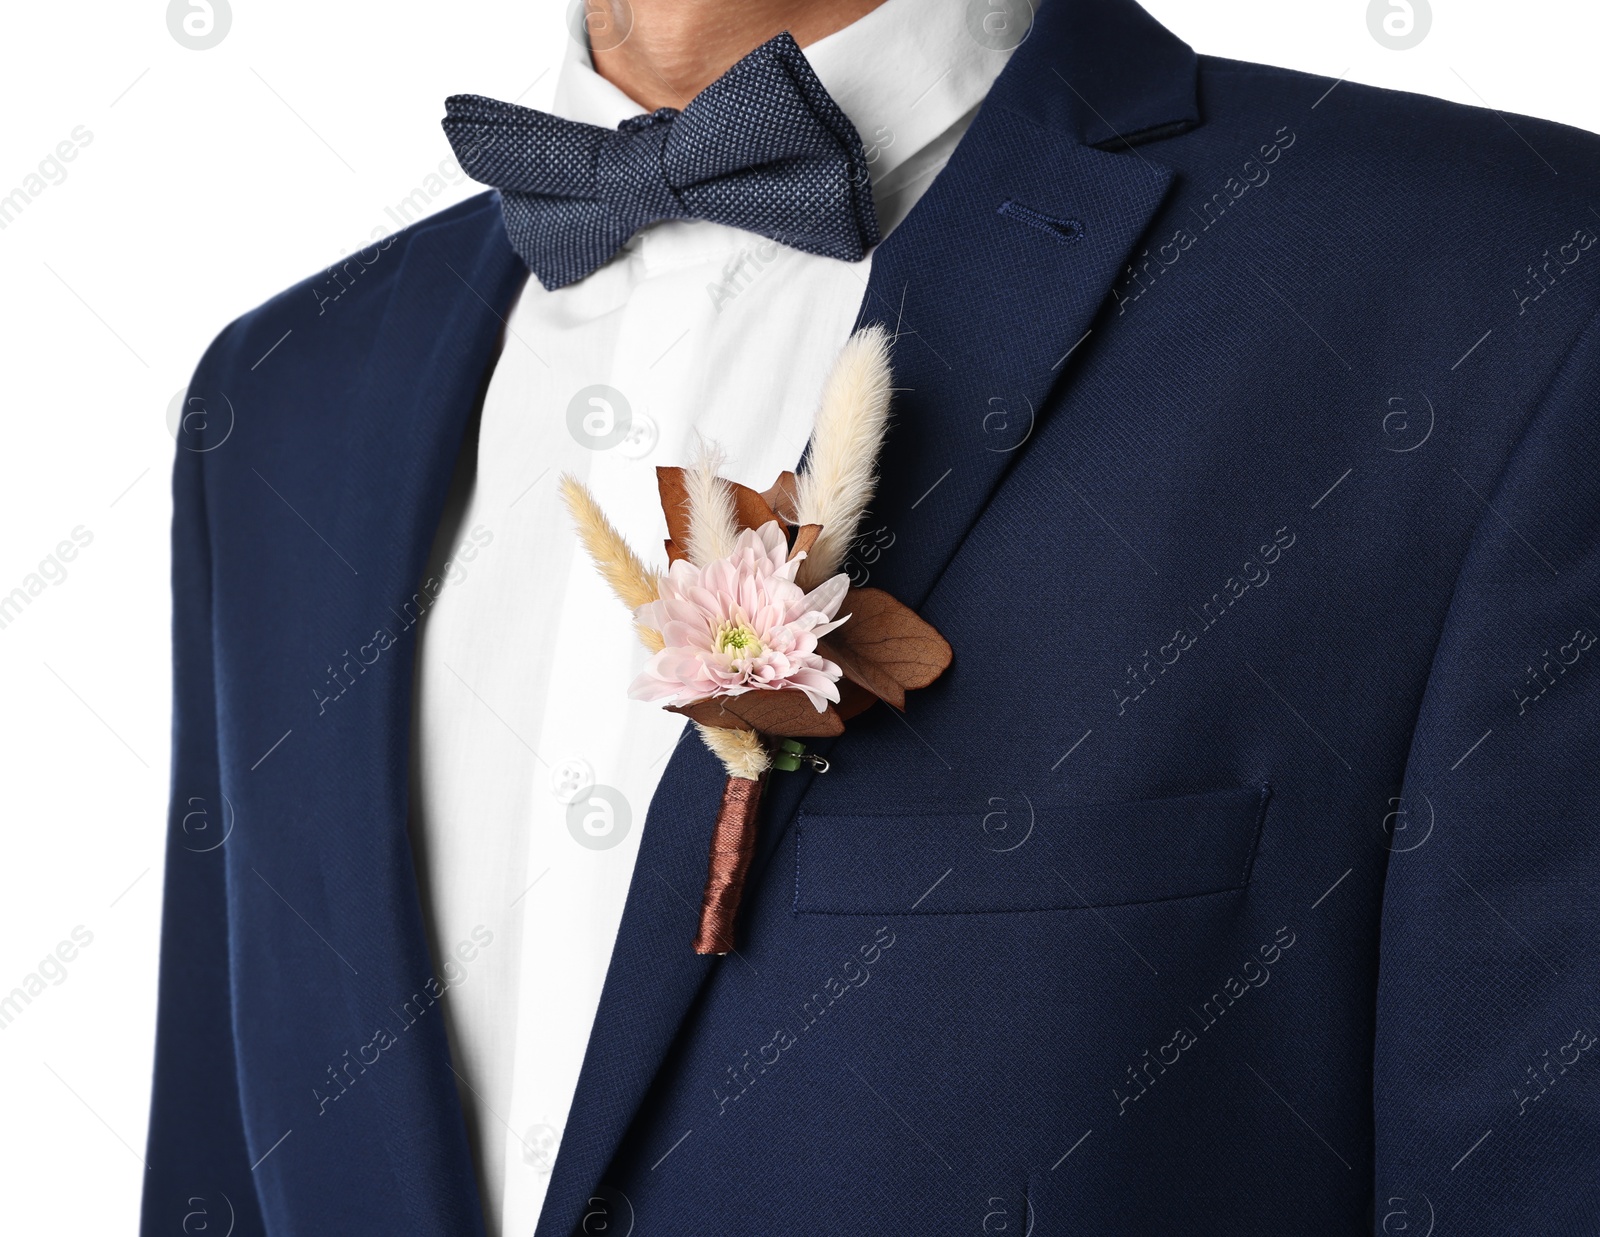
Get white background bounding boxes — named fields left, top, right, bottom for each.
left=0, top=0, right=1594, bottom=1227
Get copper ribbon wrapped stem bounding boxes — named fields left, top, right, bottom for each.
left=693, top=774, right=765, bottom=954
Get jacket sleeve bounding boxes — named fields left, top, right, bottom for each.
left=141, top=330, right=268, bottom=1235
left=1374, top=303, right=1600, bottom=1233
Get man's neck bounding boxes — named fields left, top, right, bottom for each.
left=586, top=0, right=886, bottom=111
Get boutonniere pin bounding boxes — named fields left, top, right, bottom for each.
left=560, top=326, right=952, bottom=954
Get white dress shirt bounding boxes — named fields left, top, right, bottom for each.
left=408, top=1, right=1013, bottom=1230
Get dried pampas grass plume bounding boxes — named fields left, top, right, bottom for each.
left=684, top=438, right=739, bottom=566
left=794, top=324, right=894, bottom=589
left=695, top=723, right=772, bottom=780
left=558, top=473, right=665, bottom=651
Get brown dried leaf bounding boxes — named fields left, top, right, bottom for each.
left=834, top=676, right=879, bottom=721
left=656, top=467, right=694, bottom=552
left=821, top=636, right=905, bottom=710
left=725, top=480, right=781, bottom=533
left=824, top=587, right=952, bottom=708
left=668, top=691, right=844, bottom=737
left=761, top=471, right=800, bottom=524
left=788, top=523, right=823, bottom=563
left=667, top=699, right=755, bottom=730
left=662, top=464, right=784, bottom=547
left=725, top=690, right=845, bottom=737
left=663, top=538, right=689, bottom=566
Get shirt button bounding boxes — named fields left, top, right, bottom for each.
left=551, top=756, right=595, bottom=804
left=616, top=411, right=659, bottom=459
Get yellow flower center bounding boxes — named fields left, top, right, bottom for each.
left=714, top=621, right=763, bottom=659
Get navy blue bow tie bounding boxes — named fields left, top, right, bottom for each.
left=441, top=32, right=880, bottom=289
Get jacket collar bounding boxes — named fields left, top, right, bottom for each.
left=991, top=0, right=1198, bottom=148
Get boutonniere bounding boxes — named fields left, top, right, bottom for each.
left=561, top=326, right=952, bottom=954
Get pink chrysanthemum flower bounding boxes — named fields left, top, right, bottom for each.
left=630, top=523, right=850, bottom=712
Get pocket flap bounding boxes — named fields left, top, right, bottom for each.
left=794, top=784, right=1270, bottom=915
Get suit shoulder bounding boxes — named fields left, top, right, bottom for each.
left=1194, top=54, right=1600, bottom=209
left=187, top=191, right=508, bottom=391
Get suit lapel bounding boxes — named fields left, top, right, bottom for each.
left=535, top=2, right=1196, bottom=1231
left=852, top=114, right=1175, bottom=610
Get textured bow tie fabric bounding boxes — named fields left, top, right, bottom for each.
left=441, top=32, right=881, bottom=289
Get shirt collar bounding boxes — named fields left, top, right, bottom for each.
left=551, top=0, right=1014, bottom=193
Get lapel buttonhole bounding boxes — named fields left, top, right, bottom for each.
left=998, top=199, right=1084, bottom=244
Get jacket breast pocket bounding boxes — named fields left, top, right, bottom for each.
left=793, top=784, right=1270, bottom=916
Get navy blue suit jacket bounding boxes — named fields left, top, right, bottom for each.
left=143, top=1, right=1600, bottom=1233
